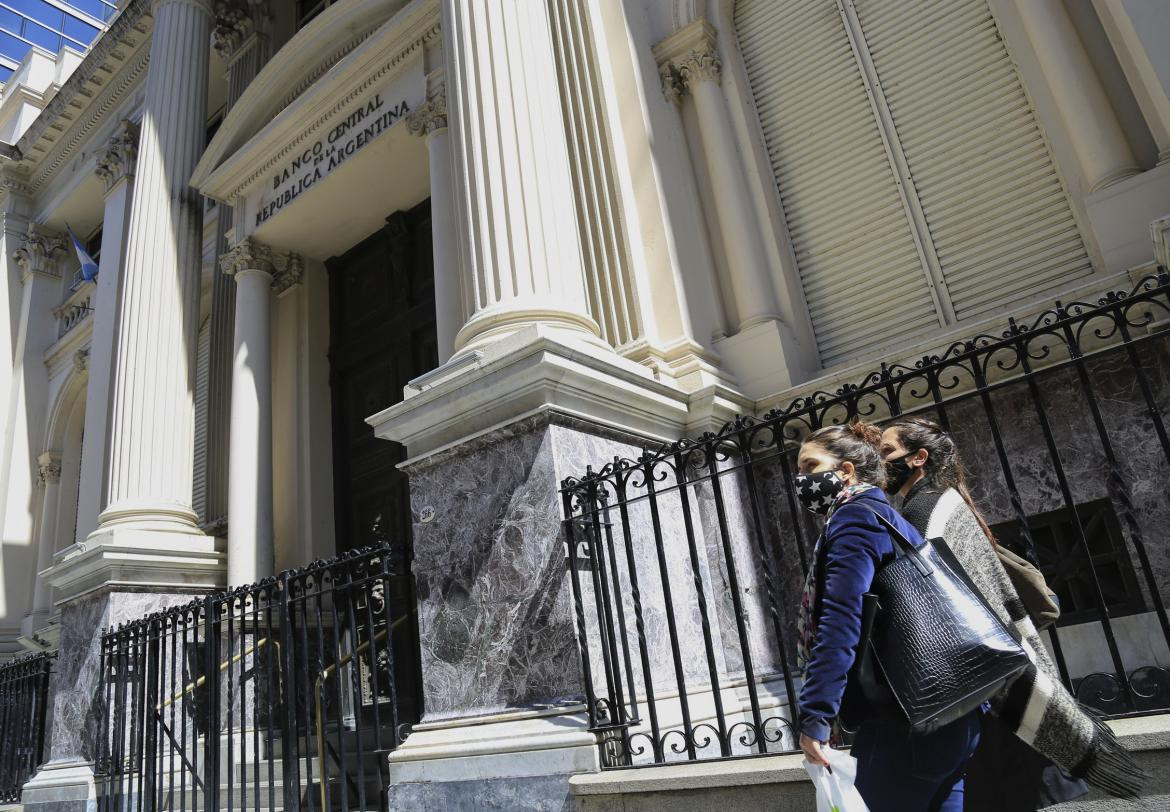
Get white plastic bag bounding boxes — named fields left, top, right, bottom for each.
left=802, top=748, right=870, bottom=812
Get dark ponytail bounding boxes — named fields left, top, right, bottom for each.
left=888, top=416, right=997, bottom=546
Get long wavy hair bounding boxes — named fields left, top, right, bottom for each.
left=887, top=416, right=997, bottom=545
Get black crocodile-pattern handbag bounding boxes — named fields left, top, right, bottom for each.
left=843, top=507, right=1030, bottom=735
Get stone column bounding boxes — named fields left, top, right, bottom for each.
left=8, top=225, right=66, bottom=549
left=200, top=0, right=271, bottom=533
left=220, top=238, right=301, bottom=586
left=28, top=452, right=62, bottom=630
left=441, top=0, right=601, bottom=353
left=1017, top=0, right=1139, bottom=191
left=657, top=23, right=778, bottom=331
left=74, top=120, right=138, bottom=544
left=96, top=0, right=213, bottom=536
left=407, top=89, right=462, bottom=364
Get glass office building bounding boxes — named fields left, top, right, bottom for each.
left=0, top=0, right=115, bottom=82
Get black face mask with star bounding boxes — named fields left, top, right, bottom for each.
left=794, top=470, right=846, bottom=515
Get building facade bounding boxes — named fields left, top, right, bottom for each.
left=0, top=0, right=1168, bottom=809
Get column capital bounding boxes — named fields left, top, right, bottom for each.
left=219, top=236, right=275, bottom=276
left=407, top=91, right=448, bottom=137
left=272, top=251, right=304, bottom=296
left=652, top=19, right=720, bottom=102
left=212, top=0, right=267, bottom=62
left=95, top=119, right=139, bottom=192
left=220, top=237, right=303, bottom=293
left=73, top=348, right=90, bottom=374
left=37, top=451, right=62, bottom=486
left=13, top=222, right=66, bottom=280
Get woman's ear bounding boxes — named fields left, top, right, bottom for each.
left=913, top=448, right=929, bottom=468
left=839, top=460, right=856, bottom=482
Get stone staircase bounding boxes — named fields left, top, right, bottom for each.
left=115, top=728, right=388, bottom=812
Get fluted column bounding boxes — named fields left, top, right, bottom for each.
left=74, top=121, right=137, bottom=544
left=98, top=0, right=213, bottom=532
left=220, top=238, right=301, bottom=586
left=407, top=90, right=462, bottom=363
left=200, top=0, right=271, bottom=532
left=29, top=452, right=62, bottom=626
left=658, top=23, right=779, bottom=331
left=441, top=0, right=601, bottom=352
left=1017, top=0, right=1139, bottom=191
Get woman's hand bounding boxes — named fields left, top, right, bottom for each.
left=800, top=733, right=832, bottom=771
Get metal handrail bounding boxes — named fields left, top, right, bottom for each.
left=314, top=616, right=408, bottom=812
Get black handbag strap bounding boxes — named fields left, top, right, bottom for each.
left=855, top=504, right=935, bottom=577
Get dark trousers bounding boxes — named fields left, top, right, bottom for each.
left=852, top=710, right=982, bottom=812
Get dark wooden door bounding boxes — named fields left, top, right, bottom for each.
left=326, top=200, right=436, bottom=730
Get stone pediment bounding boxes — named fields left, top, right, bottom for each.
left=191, top=0, right=437, bottom=207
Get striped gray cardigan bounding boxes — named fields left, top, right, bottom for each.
left=901, top=485, right=1143, bottom=799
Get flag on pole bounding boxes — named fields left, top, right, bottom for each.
left=66, top=224, right=99, bottom=282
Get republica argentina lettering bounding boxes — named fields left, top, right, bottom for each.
left=256, top=98, right=411, bottom=228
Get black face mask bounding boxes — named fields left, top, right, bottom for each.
left=795, top=470, right=846, bottom=515
left=884, top=452, right=916, bottom=494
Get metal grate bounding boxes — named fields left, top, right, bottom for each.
left=97, top=544, right=413, bottom=812
left=0, top=651, right=55, bottom=803
left=562, top=271, right=1170, bottom=767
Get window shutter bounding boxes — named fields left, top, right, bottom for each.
left=735, top=0, right=939, bottom=366
left=735, top=0, right=1093, bottom=365
left=853, top=0, right=1091, bottom=320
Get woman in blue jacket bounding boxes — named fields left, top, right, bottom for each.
left=794, top=422, right=982, bottom=812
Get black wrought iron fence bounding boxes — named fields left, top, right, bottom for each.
left=0, top=650, right=54, bottom=802
left=561, top=271, right=1170, bottom=768
left=96, top=544, right=414, bottom=812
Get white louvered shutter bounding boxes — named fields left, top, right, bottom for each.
left=853, top=0, right=1091, bottom=320
left=735, top=0, right=939, bottom=366
left=735, top=0, right=1092, bottom=366
left=192, top=319, right=211, bottom=522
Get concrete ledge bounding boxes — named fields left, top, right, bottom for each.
left=570, top=752, right=807, bottom=796
left=570, top=715, right=1170, bottom=811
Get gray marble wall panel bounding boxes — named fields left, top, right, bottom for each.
left=947, top=338, right=1170, bottom=607
left=46, top=591, right=192, bottom=764
left=405, top=413, right=777, bottom=723
left=406, top=415, right=641, bottom=719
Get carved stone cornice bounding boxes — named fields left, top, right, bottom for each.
left=95, top=120, right=139, bottom=192
left=652, top=18, right=722, bottom=103
left=406, top=91, right=447, bottom=137
left=37, top=451, right=62, bottom=486
left=0, top=167, right=33, bottom=199
left=13, top=222, right=66, bottom=280
left=219, top=236, right=275, bottom=276
left=16, top=0, right=153, bottom=195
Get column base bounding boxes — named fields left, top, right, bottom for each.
left=47, top=523, right=224, bottom=605
left=19, top=760, right=97, bottom=812
left=371, top=323, right=698, bottom=458
left=386, top=708, right=599, bottom=811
